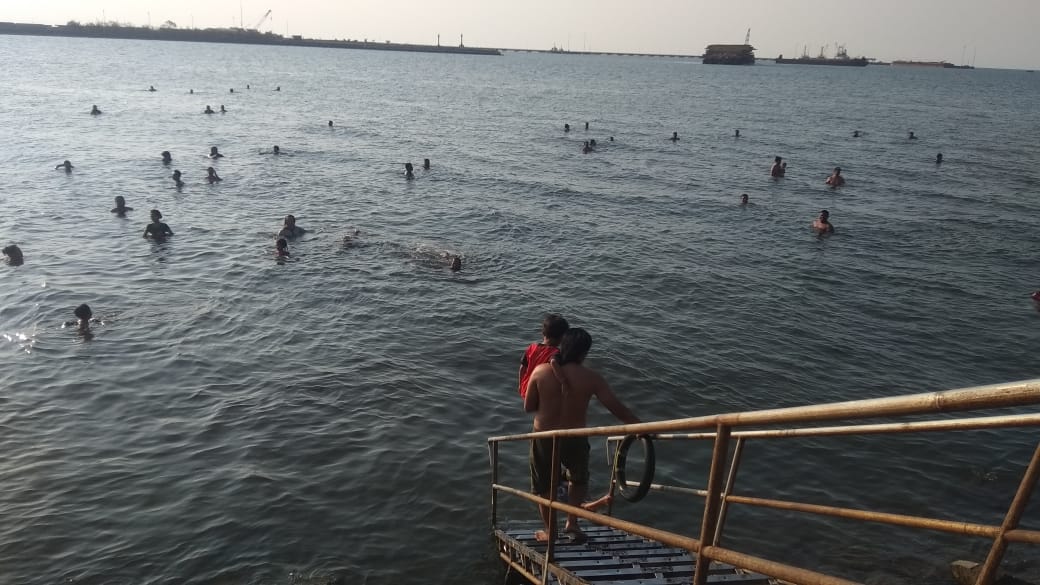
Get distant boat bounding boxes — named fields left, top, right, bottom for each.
left=776, top=45, right=868, bottom=67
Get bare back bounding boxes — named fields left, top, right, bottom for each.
left=524, top=362, right=638, bottom=431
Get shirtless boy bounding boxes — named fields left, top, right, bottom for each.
left=524, top=328, right=640, bottom=542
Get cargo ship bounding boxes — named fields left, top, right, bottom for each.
left=776, top=45, right=868, bottom=67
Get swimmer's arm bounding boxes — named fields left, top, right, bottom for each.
left=142, top=226, right=150, bottom=238
left=518, top=355, right=528, bottom=393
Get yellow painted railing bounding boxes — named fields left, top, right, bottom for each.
left=488, top=379, right=1040, bottom=585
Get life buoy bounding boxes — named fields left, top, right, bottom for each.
left=615, top=435, right=655, bottom=503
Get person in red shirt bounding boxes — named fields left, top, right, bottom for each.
left=518, top=314, right=569, bottom=399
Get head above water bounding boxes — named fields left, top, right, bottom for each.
left=450, top=255, right=462, bottom=271
left=423, top=158, right=430, bottom=169
left=541, top=314, right=570, bottom=343
left=740, top=193, right=749, bottom=204
left=3, top=244, right=24, bottom=265
left=819, top=209, right=830, bottom=220
left=328, top=120, right=333, bottom=127
left=405, top=162, right=414, bottom=173
left=115, top=195, right=126, bottom=207
left=151, top=209, right=163, bottom=222
left=556, top=327, right=592, bottom=366
left=276, top=238, right=288, bottom=251
left=74, top=303, right=92, bottom=321
left=774, top=156, right=782, bottom=163
left=161, top=151, right=172, bottom=162
left=273, top=145, right=280, bottom=154
left=284, top=214, right=296, bottom=228
left=210, top=146, right=220, bottom=156
left=833, top=167, right=842, bottom=175
left=172, top=170, right=181, bottom=179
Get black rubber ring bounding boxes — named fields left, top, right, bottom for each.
left=615, top=434, right=655, bottom=503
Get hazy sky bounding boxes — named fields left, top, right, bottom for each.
left=5, top=0, right=1039, bottom=69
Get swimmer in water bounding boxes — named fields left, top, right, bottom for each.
left=275, top=86, right=281, bottom=91
left=273, top=145, right=281, bottom=155
left=204, top=105, right=215, bottom=114
left=448, top=254, right=462, bottom=271
left=670, top=131, right=679, bottom=141
left=220, top=105, right=227, bottom=113
left=564, top=123, right=570, bottom=133
left=740, top=193, right=749, bottom=206
left=3, top=244, right=24, bottom=266
left=246, top=84, right=250, bottom=90
left=111, top=196, right=133, bottom=216
left=172, top=170, right=184, bottom=188
left=908, top=131, right=917, bottom=140
left=405, top=162, right=414, bottom=179
left=936, top=153, right=943, bottom=164
left=209, top=146, right=223, bottom=159
left=143, top=209, right=174, bottom=241
left=735, top=129, right=740, bottom=138
left=70, top=303, right=94, bottom=333
left=609, top=136, right=614, bottom=142
left=423, top=158, right=431, bottom=170
left=812, top=210, right=835, bottom=234
left=582, top=141, right=591, bottom=154
left=189, top=89, right=194, bottom=94
left=90, top=105, right=102, bottom=115
left=328, top=120, right=333, bottom=127
left=55, top=160, right=74, bottom=172
left=1032, top=291, right=1040, bottom=303
left=229, top=88, right=234, bottom=93
left=825, top=167, right=845, bottom=187
left=590, top=139, right=597, bottom=148
left=341, top=228, right=362, bottom=246
left=853, top=130, right=861, bottom=138
left=585, top=122, right=589, bottom=130
left=278, top=215, right=305, bottom=239
left=148, top=86, right=157, bottom=92
left=206, top=167, right=222, bottom=183
left=276, top=238, right=290, bottom=257
left=161, top=151, right=172, bottom=164
left=770, top=156, right=783, bottom=177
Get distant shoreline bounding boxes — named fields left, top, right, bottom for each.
left=0, top=21, right=502, bottom=56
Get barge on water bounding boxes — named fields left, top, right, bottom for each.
left=776, top=45, right=868, bottom=67
left=893, top=60, right=975, bottom=69
left=488, top=379, right=1040, bottom=585
left=702, top=44, right=755, bottom=65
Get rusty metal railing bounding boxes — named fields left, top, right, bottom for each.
left=487, top=378, right=1040, bottom=585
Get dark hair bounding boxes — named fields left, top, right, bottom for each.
left=151, top=209, right=162, bottom=219
left=276, top=238, right=288, bottom=249
left=775, top=156, right=782, bottom=163
left=556, top=328, right=592, bottom=366
left=541, top=314, right=570, bottom=341
left=74, top=303, right=92, bottom=320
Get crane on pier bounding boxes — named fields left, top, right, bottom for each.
left=252, top=9, right=272, bottom=31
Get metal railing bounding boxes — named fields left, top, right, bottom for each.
left=487, top=379, right=1040, bottom=585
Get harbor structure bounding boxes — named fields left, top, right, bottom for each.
left=893, top=60, right=975, bottom=69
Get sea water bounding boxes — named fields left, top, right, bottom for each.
left=1, top=35, right=1038, bottom=584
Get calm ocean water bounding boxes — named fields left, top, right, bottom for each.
left=1, top=35, right=1038, bottom=584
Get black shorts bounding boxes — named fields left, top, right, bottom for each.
left=530, top=437, right=590, bottom=495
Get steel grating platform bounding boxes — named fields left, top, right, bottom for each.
left=496, top=523, right=774, bottom=585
